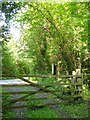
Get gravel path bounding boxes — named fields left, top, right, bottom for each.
left=1, top=79, right=71, bottom=118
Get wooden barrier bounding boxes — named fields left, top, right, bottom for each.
left=1, top=74, right=83, bottom=111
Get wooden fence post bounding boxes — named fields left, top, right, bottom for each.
left=75, top=69, right=83, bottom=101
left=57, top=61, right=61, bottom=81
left=76, top=69, right=82, bottom=93
left=52, top=64, right=57, bottom=75
left=71, top=71, right=76, bottom=96
left=71, top=69, right=83, bottom=101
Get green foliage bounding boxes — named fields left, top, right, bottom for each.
left=26, top=107, right=58, bottom=118
left=83, top=84, right=90, bottom=99
left=1, top=2, right=22, bottom=21
left=16, top=2, right=88, bottom=74
left=1, top=2, right=89, bottom=86
left=59, top=102, right=88, bottom=118
left=2, top=42, right=20, bottom=75
left=1, top=1, right=23, bottom=41
left=2, top=111, right=14, bottom=118
left=2, top=89, right=15, bottom=118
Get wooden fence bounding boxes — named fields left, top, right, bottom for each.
left=1, top=74, right=83, bottom=111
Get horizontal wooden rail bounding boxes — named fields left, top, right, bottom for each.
left=1, top=74, right=82, bottom=78
left=2, top=91, right=82, bottom=101
left=83, top=74, right=90, bottom=76
left=6, top=90, right=41, bottom=104
left=3, top=101, right=65, bottom=109
left=9, top=97, right=58, bottom=102
left=41, top=89, right=82, bottom=93
left=1, top=82, right=83, bottom=87
left=62, top=94, right=82, bottom=98
left=3, top=97, right=84, bottom=110
left=3, top=95, right=83, bottom=105
left=1, top=90, right=39, bottom=94
left=41, top=83, right=83, bottom=86
left=2, top=88, right=82, bottom=95
left=2, top=84, right=31, bottom=87
left=8, top=93, right=82, bottom=103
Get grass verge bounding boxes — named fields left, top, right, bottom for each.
left=26, top=107, right=59, bottom=118
left=59, top=102, right=88, bottom=118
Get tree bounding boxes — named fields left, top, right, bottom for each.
left=2, top=42, right=19, bottom=75
left=1, top=2, right=89, bottom=79
left=0, top=1, right=23, bottom=41
left=17, top=2, right=88, bottom=74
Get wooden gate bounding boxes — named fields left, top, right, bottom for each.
left=1, top=74, right=83, bottom=111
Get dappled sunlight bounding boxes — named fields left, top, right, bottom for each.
left=0, top=79, right=29, bottom=85
left=23, top=77, right=38, bottom=84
